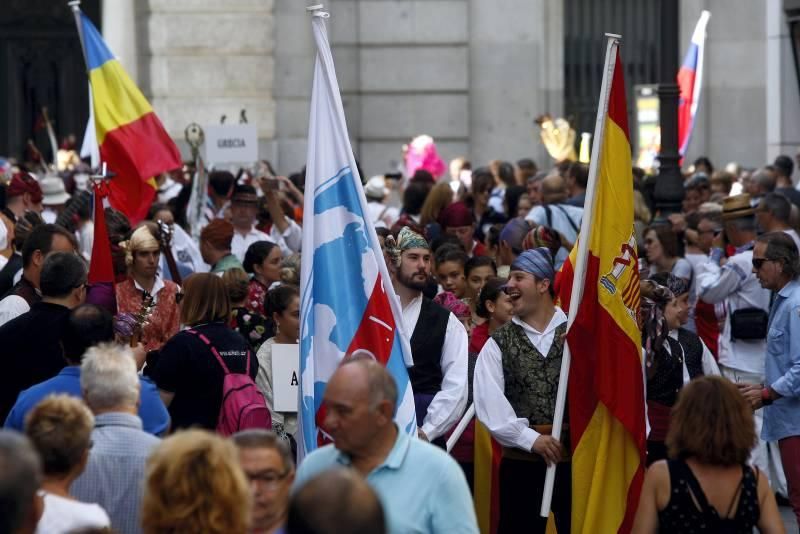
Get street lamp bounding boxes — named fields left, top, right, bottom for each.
left=653, top=0, right=683, bottom=219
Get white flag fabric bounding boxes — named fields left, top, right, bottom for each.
left=79, top=86, right=100, bottom=167
left=297, top=10, right=417, bottom=459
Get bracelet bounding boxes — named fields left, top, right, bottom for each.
left=761, top=388, right=773, bottom=406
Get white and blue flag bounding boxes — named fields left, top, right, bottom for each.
left=297, top=8, right=417, bottom=459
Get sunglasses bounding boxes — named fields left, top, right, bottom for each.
left=752, top=257, right=773, bottom=269
left=175, top=291, right=185, bottom=304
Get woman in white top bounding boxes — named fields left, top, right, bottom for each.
left=644, top=225, right=693, bottom=282
left=255, top=284, right=300, bottom=443
left=25, top=394, right=110, bottom=533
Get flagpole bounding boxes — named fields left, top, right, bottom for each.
left=446, top=403, right=474, bottom=453
left=539, top=33, right=621, bottom=519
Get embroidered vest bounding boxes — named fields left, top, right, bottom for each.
left=492, top=320, right=567, bottom=425
left=408, top=297, right=450, bottom=395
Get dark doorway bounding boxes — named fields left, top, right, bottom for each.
left=0, top=0, right=101, bottom=164
left=564, top=0, right=668, bottom=137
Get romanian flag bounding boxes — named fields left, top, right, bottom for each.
left=75, top=10, right=181, bottom=223
left=559, top=45, right=646, bottom=533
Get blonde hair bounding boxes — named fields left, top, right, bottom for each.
left=180, top=273, right=230, bottom=326
left=633, top=190, right=651, bottom=224
left=142, top=430, right=251, bottom=534
left=24, top=394, right=94, bottom=476
left=121, top=225, right=160, bottom=266
left=222, top=268, right=250, bottom=305
left=420, top=182, right=454, bottom=227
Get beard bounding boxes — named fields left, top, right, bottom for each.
left=396, top=268, right=428, bottom=292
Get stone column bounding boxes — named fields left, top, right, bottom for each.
left=140, top=0, right=276, bottom=161
left=767, top=0, right=800, bottom=169
left=468, top=0, right=562, bottom=168
left=102, top=0, right=138, bottom=82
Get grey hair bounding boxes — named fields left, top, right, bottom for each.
left=726, top=215, right=757, bottom=233
left=80, top=342, right=140, bottom=411
left=341, top=356, right=398, bottom=411
left=752, top=169, right=776, bottom=193
left=232, top=429, right=294, bottom=472
left=757, top=232, right=800, bottom=278
left=0, top=431, right=42, bottom=534
left=759, top=193, right=791, bottom=223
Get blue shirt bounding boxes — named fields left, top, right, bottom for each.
left=71, top=413, right=160, bottom=534
left=3, top=367, right=170, bottom=436
left=763, top=279, right=800, bottom=441
left=294, top=429, right=478, bottom=534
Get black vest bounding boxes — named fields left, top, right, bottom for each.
left=677, top=328, right=704, bottom=380
left=408, top=297, right=450, bottom=395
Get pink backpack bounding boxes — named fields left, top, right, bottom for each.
left=187, top=330, right=272, bottom=436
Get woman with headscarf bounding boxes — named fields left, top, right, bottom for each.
left=641, top=274, right=720, bottom=465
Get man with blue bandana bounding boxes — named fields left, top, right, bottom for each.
left=473, top=247, right=571, bottom=534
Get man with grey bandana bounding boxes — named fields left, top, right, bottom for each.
left=473, top=247, right=571, bottom=534
left=386, top=227, right=468, bottom=446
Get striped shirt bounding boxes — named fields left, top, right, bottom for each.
left=71, top=413, right=160, bottom=534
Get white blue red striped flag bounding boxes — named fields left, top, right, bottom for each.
left=297, top=8, right=417, bottom=459
left=678, top=10, right=711, bottom=158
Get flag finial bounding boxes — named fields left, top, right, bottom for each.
left=306, top=4, right=329, bottom=17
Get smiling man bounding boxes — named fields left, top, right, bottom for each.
left=473, top=247, right=571, bottom=534
left=386, top=227, right=468, bottom=446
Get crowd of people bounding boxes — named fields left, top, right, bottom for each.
left=0, top=147, right=799, bottom=533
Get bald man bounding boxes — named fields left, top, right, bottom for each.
left=525, top=174, right=582, bottom=268
left=289, top=468, right=385, bottom=534
left=294, top=358, right=477, bottom=534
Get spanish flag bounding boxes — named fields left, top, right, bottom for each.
left=74, top=9, right=181, bottom=223
left=559, top=43, right=646, bottom=533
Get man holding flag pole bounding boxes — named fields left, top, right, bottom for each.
left=293, top=6, right=477, bottom=533
left=542, top=33, right=647, bottom=533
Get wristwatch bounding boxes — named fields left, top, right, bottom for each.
left=761, top=387, right=774, bottom=406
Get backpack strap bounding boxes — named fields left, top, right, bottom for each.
left=552, top=204, right=580, bottom=234
left=544, top=205, right=553, bottom=228
left=186, top=329, right=232, bottom=375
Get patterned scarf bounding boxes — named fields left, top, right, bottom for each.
left=385, top=226, right=429, bottom=267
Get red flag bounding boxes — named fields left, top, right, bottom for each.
left=86, top=183, right=117, bottom=314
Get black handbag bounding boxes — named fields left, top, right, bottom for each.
left=730, top=307, right=769, bottom=340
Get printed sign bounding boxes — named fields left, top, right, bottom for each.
left=204, top=124, right=258, bottom=164
left=272, top=344, right=300, bottom=412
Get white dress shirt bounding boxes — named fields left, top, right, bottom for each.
left=696, top=247, right=770, bottom=376
left=402, top=294, right=469, bottom=441
left=231, top=219, right=302, bottom=262
left=0, top=294, right=30, bottom=327
left=473, top=308, right=568, bottom=451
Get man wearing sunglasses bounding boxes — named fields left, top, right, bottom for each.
left=695, top=193, right=772, bottom=475
left=741, top=232, right=800, bottom=525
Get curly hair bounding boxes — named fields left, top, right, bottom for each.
left=142, top=429, right=251, bottom=534
left=667, top=376, right=756, bottom=466
left=24, top=394, right=93, bottom=477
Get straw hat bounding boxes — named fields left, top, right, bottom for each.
left=721, top=194, right=754, bottom=220
left=41, top=177, right=71, bottom=206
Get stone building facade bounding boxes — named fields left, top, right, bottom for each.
left=23, top=0, right=800, bottom=176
